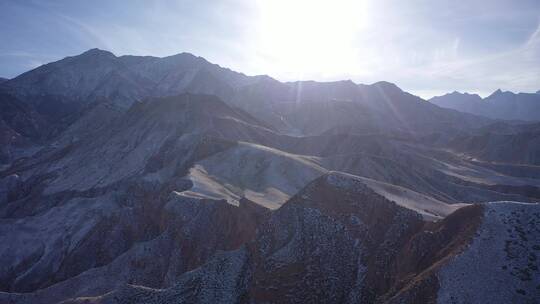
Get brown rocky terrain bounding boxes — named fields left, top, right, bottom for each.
left=4, top=173, right=533, bottom=304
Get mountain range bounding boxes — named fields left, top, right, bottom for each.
left=0, top=49, right=539, bottom=303
left=430, top=89, right=540, bottom=122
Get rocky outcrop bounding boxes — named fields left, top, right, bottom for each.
left=84, top=174, right=537, bottom=304
left=0, top=192, right=268, bottom=304
left=1, top=160, right=538, bottom=304
left=437, top=202, right=540, bottom=303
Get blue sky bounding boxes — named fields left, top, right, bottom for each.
left=1, top=0, right=539, bottom=98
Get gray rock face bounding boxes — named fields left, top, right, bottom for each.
left=437, top=202, right=540, bottom=303
left=0, top=91, right=47, bottom=167
left=5, top=49, right=150, bottom=108
left=3, top=49, right=252, bottom=114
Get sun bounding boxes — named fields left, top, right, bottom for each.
left=256, top=0, right=369, bottom=79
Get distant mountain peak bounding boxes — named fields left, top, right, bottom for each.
left=431, top=87, right=540, bottom=121
left=168, top=51, right=198, bottom=58
left=80, top=48, right=116, bottom=58
left=487, top=88, right=516, bottom=99
left=372, top=80, right=399, bottom=87
left=429, top=91, right=483, bottom=107
left=371, top=81, right=402, bottom=93
left=489, top=88, right=504, bottom=97
left=163, top=52, right=208, bottom=64
left=442, top=91, right=470, bottom=97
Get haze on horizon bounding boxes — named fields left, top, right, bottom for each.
left=0, top=0, right=539, bottom=98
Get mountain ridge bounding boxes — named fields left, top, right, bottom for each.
left=2, top=49, right=496, bottom=136
left=0, top=49, right=539, bottom=304
left=430, top=89, right=540, bottom=121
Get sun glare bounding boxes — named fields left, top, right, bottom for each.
left=256, top=0, right=369, bottom=79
